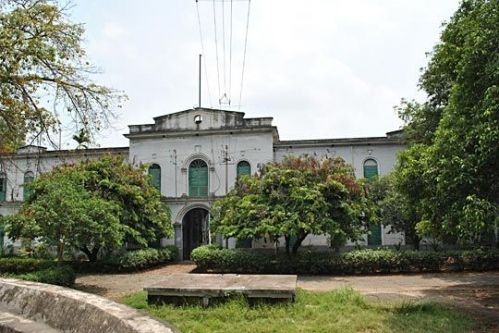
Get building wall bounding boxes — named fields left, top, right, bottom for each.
left=274, top=143, right=404, bottom=178
left=128, top=131, right=274, bottom=198
left=0, top=148, right=128, bottom=216
left=126, top=109, right=275, bottom=259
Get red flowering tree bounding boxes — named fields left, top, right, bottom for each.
left=211, top=156, right=374, bottom=255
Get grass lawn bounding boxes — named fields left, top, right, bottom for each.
left=121, top=288, right=476, bottom=333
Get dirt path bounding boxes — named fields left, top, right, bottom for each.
left=75, top=267, right=499, bottom=331
left=74, top=262, right=197, bottom=301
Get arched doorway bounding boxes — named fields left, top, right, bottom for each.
left=182, top=208, right=209, bottom=260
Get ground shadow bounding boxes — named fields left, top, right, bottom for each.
left=418, top=283, right=499, bottom=331
left=72, top=283, right=109, bottom=297
left=368, top=282, right=499, bottom=332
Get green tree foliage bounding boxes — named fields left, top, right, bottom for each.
left=396, top=0, right=498, bottom=245
left=3, top=155, right=172, bottom=261
left=370, top=173, right=421, bottom=249
left=0, top=0, right=125, bottom=152
left=211, top=156, right=373, bottom=255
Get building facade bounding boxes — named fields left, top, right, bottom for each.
left=0, top=108, right=406, bottom=259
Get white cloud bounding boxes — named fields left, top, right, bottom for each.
left=68, top=0, right=460, bottom=147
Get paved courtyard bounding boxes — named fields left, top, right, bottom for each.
left=75, top=265, right=499, bottom=330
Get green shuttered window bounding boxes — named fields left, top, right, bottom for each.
left=364, top=159, right=380, bottom=245
left=23, top=172, right=34, bottom=201
left=148, top=164, right=161, bottom=192
left=363, top=159, right=379, bottom=181
left=367, top=224, right=382, bottom=246
left=189, top=159, right=208, bottom=197
left=0, top=174, right=6, bottom=202
left=236, top=161, right=251, bottom=178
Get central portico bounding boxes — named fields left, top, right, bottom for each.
left=125, top=107, right=277, bottom=259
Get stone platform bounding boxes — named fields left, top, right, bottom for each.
left=145, top=274, right=297, bottom=306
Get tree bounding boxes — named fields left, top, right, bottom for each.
left=370, top=172, right=422, bottom=250
left=211, top=156, right=373, bottom=255
left=5, top=178, right=122, bottom=261
left=4, top=155, right=172, bottom=261
left=396, top=0, right=498, bottom=245
left=0, top=0, right=125, bottom=152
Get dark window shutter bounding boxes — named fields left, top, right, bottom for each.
left=148, top=164, right=161, bottom=192
left=189, top=160, right=208, bottom=197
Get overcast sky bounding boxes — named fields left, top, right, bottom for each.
left=69, top=0, right=460, bottom=148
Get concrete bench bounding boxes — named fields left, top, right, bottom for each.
left=145, top=274, right=297, bottom=306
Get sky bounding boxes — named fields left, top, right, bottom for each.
left=68, top=0, right=461, bottom=148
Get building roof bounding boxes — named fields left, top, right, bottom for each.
left=125, top=107, right=276, bottom=139
left=275, top=130, right=404, bottom=148
left=0, top=146, right=129, bottom=159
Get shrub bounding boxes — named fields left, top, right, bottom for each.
left=191, top=245, right=499, bottom=275
left=0, top=258, right=59, bottom=274
left=14, top=265, right=76, bottom=287
left=74, top=246, right=178, bottom=273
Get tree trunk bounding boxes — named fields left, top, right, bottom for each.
left=273, top=235, right=279, bottom=256
left=412, top=234, right=421, bottom=251
left=291, top=232, right=308, bottom=255
left=284, top=236, right=291, bottom=256
left=81, top=246, right=100, bottom=262
left=58, top=240, right=64, bottom=262
left=57, top=227, right=64, bottom=262
left=495, top=219, right=498, bottom=248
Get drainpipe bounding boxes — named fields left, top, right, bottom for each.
left=173, top=149, right=178, bottom=197
left=224, top=145, right=229, bottom=195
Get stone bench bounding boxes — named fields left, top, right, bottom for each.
left=145, top=274, right=297, bottom=306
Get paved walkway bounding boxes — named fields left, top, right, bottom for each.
left=75, top=265, right=499, bottom=330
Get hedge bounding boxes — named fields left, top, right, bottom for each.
left=191, top=245, right=499, bottom=275
left=0, top=258, right=76, bottom=287
left=0, top=258, right=59, bottom=274
left=13, top=265, right=76, bottom=287
left=74, top=246, right=178, bottom=273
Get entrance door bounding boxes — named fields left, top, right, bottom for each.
left=182, top=208, right=209, bottom=260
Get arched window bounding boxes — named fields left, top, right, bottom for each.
left=236, top=161, right=251, bottom=178
left=189, top=159, right=208, bottom=197
left=363, top=159, right=379, bottom=181
left=23, top=171, right=34, bottom=201
left=148, top=164, right=161, bottom=192
left=0, top=173, right=6, bottom=202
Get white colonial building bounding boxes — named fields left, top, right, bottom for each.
left=0, top=108, right=406, bottom=259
